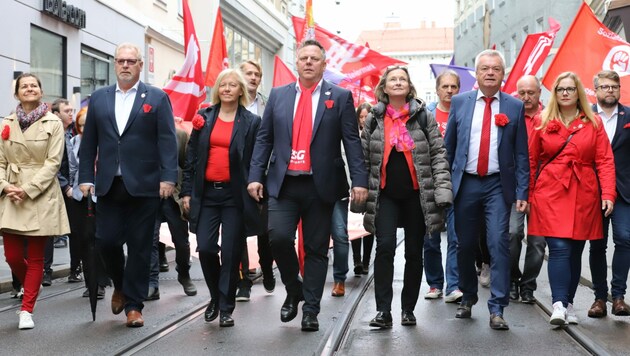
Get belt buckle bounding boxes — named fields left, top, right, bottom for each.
left=213, top=182, right=223, bottom=189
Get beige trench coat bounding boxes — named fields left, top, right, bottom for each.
left=0, top=111, right=70, bottom=236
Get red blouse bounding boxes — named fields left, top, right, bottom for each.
left=205, top=118, right=233, bottom=182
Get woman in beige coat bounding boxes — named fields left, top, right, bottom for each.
left=0, top=73, right=70, bottom=330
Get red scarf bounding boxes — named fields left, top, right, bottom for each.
left=288, top=82, right=314, bottom=172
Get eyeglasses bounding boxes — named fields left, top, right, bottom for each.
left=597, top=84, right=621, bottom=91
left=555, top=86, right=577, bottom=94
left=387, top=65, right=408, bottom=71
left=115, top=58, right=140, bottom=66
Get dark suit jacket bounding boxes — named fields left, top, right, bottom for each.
left=79, top=81, right=178, bottom=197
left=248, top=79, right=368, bottom=203
left=592, top=103, right=630, bottom=204
left=444, top=90, right=529, bottom=204
left=180, top=104, right=262, bottom=235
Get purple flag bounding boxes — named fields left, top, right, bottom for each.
left=430, top=63, right=477, bottom=92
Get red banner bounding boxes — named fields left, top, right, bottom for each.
left=272, top=55, right=296, bottom=87
left=542, top=2, right=630, bottom=103
left=503, top=18, right=560, bottom=95
left=204, top=9, right=229, bottom=88
left=163, top=0, right=206, bottom=121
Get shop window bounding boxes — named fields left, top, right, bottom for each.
left=30, top=25, right=65, bottom=102
left=80, top=46, right=114, bottom=96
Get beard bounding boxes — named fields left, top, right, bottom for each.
left=598, top=96, right=618, bottom=109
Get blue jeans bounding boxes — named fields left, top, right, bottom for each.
left=331, top=198, right=349, bottom=282
left=590, top=199, right=630, bottom=299
left=423, top=207, right=459, bottom=294
left=546, top=237, right=585, bottom=307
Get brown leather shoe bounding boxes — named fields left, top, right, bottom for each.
left=331, top=282, right=345, bottom=297
left=587, top=298, right=607, bottom=318
left=126, top=310, right=144, bottom=327
left=612, top=297, right=630, bottom=316
left=111, top=289, right=126, bottom=315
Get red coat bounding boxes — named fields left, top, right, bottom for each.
left=528, top=115, right=616, bottom=240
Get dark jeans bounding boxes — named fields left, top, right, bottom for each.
left=331, top=198, right=349, bottom=282
left=546, top=237, right=585, bottom=307
left=423, top=207, right=459, bottom=294
left=509, top=203, right=546, bottom=293
left=590, top=199, right=630, bottom=299
left=150, top=197, right=191, bottom=288
left=374, top=190, right=425, bottom=312
left=268, top=175, right=333, bottom=315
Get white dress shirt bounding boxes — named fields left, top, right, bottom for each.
left=114, top=82, right=139, bottom=134
left=465, top=91, right=501, bottom=175
left=597, top=104, right=618, bottom=143
left=293, top=79, right=323, bottom=128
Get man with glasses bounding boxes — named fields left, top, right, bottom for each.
left=588, top=70, right=630, bottom=318
left=79, top=42, right=178, bottom=328
left=444, top=49, right=529, bottom=330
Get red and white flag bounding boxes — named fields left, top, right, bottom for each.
left=292, top=16, right=405, bottom=83
left=543, top=2, right=630, bottom=103
left=163, top=0, right=206, bottom=121
left=205, top=8, right=229, bottom=88
left=503, top=18, right=560, bottom=94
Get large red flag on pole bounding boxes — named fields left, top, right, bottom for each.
left=503, top=18, right=560, bottom=94
left=204, top=8, right=229, bottom=88
left=272, top=55, right=296, bottom=87
left=163, top=0, right=206, bottom=121
left=542, top=2, right=630, bottom=103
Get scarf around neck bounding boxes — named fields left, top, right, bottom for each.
left=16, top=102, right=49, bottom=132
left=386, top=103, right=415, bottom=152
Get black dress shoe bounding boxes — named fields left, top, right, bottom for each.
left=520, top=290, right=536, bottom=304
left=301, top=312, right=319, bottom=331
left=42, top=271, right=52, bottom=287
left=280, top=293, right=303, bottom=322
left=369, top=311, right=393, bottom=328
left=204, top=300, right=219, bottom=322
left=219, top=312, right=234, bottom=327
left=177, top=275, right=197, bottom=296
left=401, top=311, right=416, bottom=326
left=146, top=287, right=160, bottom=301
left=456, top=297, right=478, bottom=319
left=489, top=313, right=509, bottom=330
left=509, top=282, right=520, bottom=301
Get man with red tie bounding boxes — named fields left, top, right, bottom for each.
left=444, top=49, right=529, bottom=330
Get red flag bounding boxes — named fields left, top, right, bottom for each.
left=292, top=16, right=405, bottom=83
left=204, top=8, right=229, bottom=88
left=272, top=55, right=296, bottom=87
left=543, top=3, right=630, bottom=103
left=163, top=0, right=206, bottom=122
left=503, top=18, right=560, bottom=94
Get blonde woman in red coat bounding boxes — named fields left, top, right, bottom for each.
left=528, top=72, right=616, bottom=326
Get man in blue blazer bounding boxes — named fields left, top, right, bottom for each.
left=79, top=42, right=178, bottom=328
left=248, top=39, right=368, bottom=331
left=588, top=70, right=630, bottom=317
left=444, top=49, right=529, bottom=330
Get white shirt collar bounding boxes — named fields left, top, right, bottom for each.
left=115, top=80, right=140, bottom=94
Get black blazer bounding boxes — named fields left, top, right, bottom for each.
left=181, top=104, right=262, bottom=235
left=592, top=103, right=630, bottom=204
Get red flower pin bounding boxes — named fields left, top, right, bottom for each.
left=494, top=113, right=509, bottom=127
left=325, top=100, right=334, bottom=109
left=143, top=104, right=152, bottom=113
left=624, top=122, right=630, bottom=129
left=546, top=120, right=561, bottom=133
left=192, top=114, right=205, bottom=131
left=1, top=125, right=9, bottom=140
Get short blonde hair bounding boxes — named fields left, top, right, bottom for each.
left=210, top=69, right=250, bottom=107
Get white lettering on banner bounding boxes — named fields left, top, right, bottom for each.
left=291, top=150, right=306, bottom=162
left=602, top=45, right=630, bottom=76
left=597, top=27, right=624, bottom=41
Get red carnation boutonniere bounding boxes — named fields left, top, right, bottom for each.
left=494, top=113, right=509, bottom=127
left=143, top=104, right=152, bottom=113
left=546, top=120, right=561, bottom=133
left=192, top=114, right=205, bottom=131
left=325, top=100, right=334, bottom=109
left=1, top=125, right=9, bottom=140
left=623, top=122, right=630, bottom=129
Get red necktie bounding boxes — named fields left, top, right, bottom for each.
left=477, top=96, right=495, bottom=177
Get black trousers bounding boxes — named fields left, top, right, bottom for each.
left=239, top=199, right=273, bottom=288
left=373, top=190, right=426, bottom=312
left=96, top=177, right=160, bottom=313
left=268, top=175, right=334, bottom=315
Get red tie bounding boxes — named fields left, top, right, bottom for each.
left=477, top=96, right=495, bottom=177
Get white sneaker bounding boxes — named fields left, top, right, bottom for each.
left=17, top=310, right=34, bottom=330
left=566, top=303, right=578, bottom=324
left=550, top=302, right=567, bottom=325
left=444, top=289, right=464, bottom=303
left=424, top=287, right=443, bottom=299
left=479, top=263, right=491, bottom=287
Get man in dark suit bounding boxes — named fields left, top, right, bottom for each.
left=79, top=42, right=178, bottom=328
left=588, top=70, right=630, bottom=318
left=247, top=39, right=368, bottom=331
left=444, top=49, right=529, bottom=330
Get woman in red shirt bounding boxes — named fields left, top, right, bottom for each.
left=181, top=69, right=261, bottom=327
left=528, top=72, right=615, bottom=325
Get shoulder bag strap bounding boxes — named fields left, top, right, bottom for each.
left=535, top=133, right=575, bottom=181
